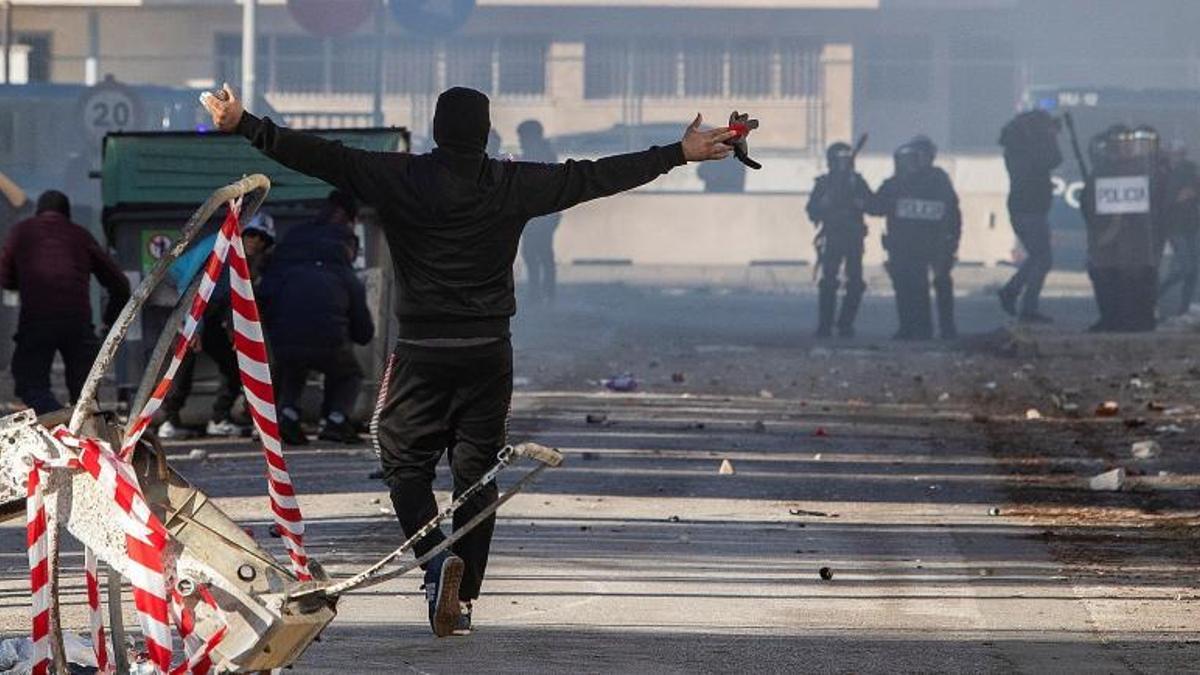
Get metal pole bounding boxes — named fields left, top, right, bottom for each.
left=372, top=0, right=385, bottom=126
left=3, top=0, right=12, bottom=85
left=241, top=0, right=257, bottom=112
left=86, top=8, right=99, bottom=86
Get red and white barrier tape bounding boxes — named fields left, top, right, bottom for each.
left=25, top=464, right=50, bottom=675
left=24, top=203, right=314, bottom=673
left=120, top=204, right=310, bottom=580
left=84, top=547, right=112, bottom=673
left=226, top=225, right=311, bottom=579
left=53, top=428, right=174, bottom=673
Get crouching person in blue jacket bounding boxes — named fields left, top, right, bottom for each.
left=259, top=191, right=374, bottom=445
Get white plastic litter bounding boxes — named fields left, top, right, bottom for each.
left=1089, top=468, right=1126, bottom=492
left=1131, top=440, right=1162, bottom=459
left=0, top=634, right=98, bottom=674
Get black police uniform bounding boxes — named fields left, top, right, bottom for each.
left=806, top=143, right=872, bottom=338
left=869, top=144, right=962, bottom=340
left=1157, top=154, right=1200, bottom=316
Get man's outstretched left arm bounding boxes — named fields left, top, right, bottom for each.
left=514, top=114, right=735, bottom=218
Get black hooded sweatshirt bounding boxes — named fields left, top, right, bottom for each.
left=235, top=112, right=685, bottom=339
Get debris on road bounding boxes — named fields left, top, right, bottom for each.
left=671, top=372, right=686, bottom=383
left=1025, top=408, right=1042, bottom=420
left=937, top=392, right=951, bottom=402
left=1096, top=401, right=1120, bottom=417
left=585, top=413, right=608, bottom=424
left=718, top=459, right=736, bottom=475
left=752, top=420, right=767, bottom=433
left=758, top=389, right=774, bottom=399
left=789, top=508, right=837, bottom=518
left=988, top=507, right=1002, bottom=516
left=818, top=567, right=834, bottom=581
left=1088, top=468, right=1126, bottom=492
left=581, top=451, right=600, bottom=461
left=667, top=515, right=681, bottom=523
left=602, top=373, right=639, bottom=392
left=813, top=427, right=828, bottom=437
left=1155, top=424, right=1186, bottom=435
left=183, top=448, right=208, bottom=461
left=1131, top=440, right=1162, bottom=459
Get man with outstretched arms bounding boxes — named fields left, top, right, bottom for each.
left=203, top=84, right=736, bottom=637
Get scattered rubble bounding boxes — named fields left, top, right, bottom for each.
left=1131, top=440, right=1162, bottom=459
left=1095, top=401, right=1120, bottom=417
left=585, top=413, right=608, bottom=424
left=818, top=567, right=834, bottom=581
left=718, top=459, right=736, bottom=475
left=789, top=508, right=837, bottom=518
left=1024, top=409, right=1042, bottom=420
left=602, top=374, right=638, bottom=392
left=1088, top=468, right=1126, bottom=492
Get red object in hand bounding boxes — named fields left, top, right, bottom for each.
left=729, top=123, right=750, bottom=138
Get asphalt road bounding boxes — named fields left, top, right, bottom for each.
left=0, top=280, right=1196, bottom=672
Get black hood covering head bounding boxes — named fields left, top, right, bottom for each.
left=433, top=87, right=491, bottom=154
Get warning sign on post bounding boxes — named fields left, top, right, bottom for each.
left=140, top=229, right=178, bottom=275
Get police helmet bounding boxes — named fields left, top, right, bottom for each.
left=908, top=135, right=937, bottom=169
left=894, top=143, right=922, bottom=176
left=826, top=142, right=854, bottom=173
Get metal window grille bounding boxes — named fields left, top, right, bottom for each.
left=498, top=37, right=547, bottom=96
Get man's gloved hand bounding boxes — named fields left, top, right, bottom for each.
left=725, top=111, right=762, bottom=170
left=200, top=83, right=244, bottom=134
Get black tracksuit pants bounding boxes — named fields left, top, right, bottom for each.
left=377, top=339, right=512, bottom=601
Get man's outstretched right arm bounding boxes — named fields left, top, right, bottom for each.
left=204, top=84, right=400, bottom=204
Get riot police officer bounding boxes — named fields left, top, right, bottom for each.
left=806, top=142, right=872, bottom=338
left=1157, top=140, right=1200, bottom=316
left=1081, top=125, right=1165, bottom=332
left=869, top=136, right=962, bottom=340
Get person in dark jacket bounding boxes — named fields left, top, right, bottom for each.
left=203, top=83, right=734, bottom=637
left=517, top=119, right=562, bottom=305
left=868, top=137, right=962, bottom=340
left=1157, top=141, right=1200, bottom=316
left=259, top=194, right=374, bottom=446
left=0, top=190, right=131, bottom=414
left=998, top=110, right=1063, bottom=323
left=807, top=142, right=872, bottom=338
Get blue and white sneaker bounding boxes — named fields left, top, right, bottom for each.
left=423, top=553, right=464, bottom=637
